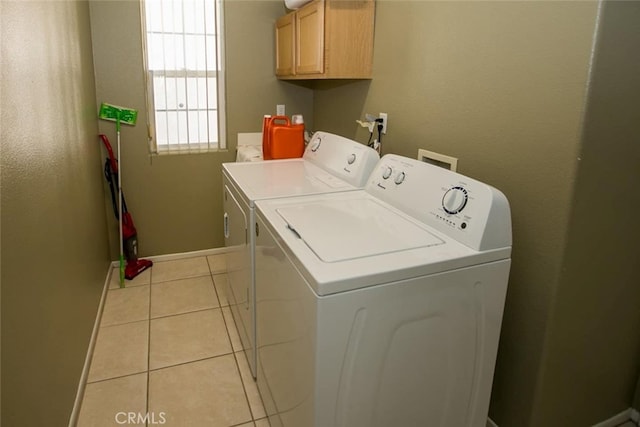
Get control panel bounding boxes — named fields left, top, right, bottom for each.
left=366, top=154, right=511, bottom=251
left=303, top=132, right=380, bottom=188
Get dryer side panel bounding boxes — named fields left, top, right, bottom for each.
left=223, top=179, right=254, bottom=374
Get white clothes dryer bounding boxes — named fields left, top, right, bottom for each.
left=222, top=132, right=379, bottom=378
left=254, top=154, right=512, bottom=427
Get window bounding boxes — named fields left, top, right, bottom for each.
left=141, top=0, right=226, bottom=154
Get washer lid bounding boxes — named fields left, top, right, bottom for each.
left=276, top=198, right=444, bottom=263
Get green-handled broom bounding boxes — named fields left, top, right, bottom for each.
left=99, top=102, right=138, bottom=287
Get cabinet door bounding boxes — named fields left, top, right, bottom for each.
left=295, top=0, right=324, bottom=75
left=275, top=13, right=295, bottom=77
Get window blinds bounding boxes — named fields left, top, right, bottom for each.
left=142, top=0, right=226, bottom=153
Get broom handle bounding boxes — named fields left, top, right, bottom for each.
left=117, top=117, right=125, bottom=287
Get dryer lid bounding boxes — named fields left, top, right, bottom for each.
left=224, top=160, right=355, bottom=203
left=276, top=198, right=444, bottom=263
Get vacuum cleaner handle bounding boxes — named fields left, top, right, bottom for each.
left=99, top=134, right=119, bottom=174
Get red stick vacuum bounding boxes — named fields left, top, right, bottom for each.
left=100, top=134, right=153, bottom=280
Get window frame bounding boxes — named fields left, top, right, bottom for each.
left=140, top=0, right=227, bottom=155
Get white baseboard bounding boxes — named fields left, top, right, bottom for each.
left=68, top=264, right=113, bottom=427
left=109, top=246, right=228, bottom=267
left=487, top=408, right=637, bottom=427
left=592, top=408, right=635, bottom=427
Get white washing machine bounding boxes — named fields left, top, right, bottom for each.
left=254, top=154, right=512, bottom=427
left=222, top=131, right=380, bottom=378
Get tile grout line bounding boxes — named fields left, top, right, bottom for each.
left=147, top=254, right=229, bottom=382
left=148, top=352, right=236, bottom=374
left=99, top=284, right=151, bottom=329
left=86, top=289, right=150, bottom=385
left=232, top=348, right=269, bottom=423
left=84, top=371, right=148, bottom=386
left=97, top=317, right=150, bottom=330
left=146, top=268, right=153, bottom=427
left=210, top=273, right=223, bottom=309
left=210, top=254, right=257, bottom=422
left=231, top=341, right=255, bottom=419
left=207, top=257, right=233, bottom=312
left=144, top=255, right=233, bottom=413
left=206, top=254, right=225, bottom=308
left=150, top=271, right=211, bottom=285
left=150, top=305, right=224, bottom=322
left=228, top=421, right=255, bottom=427
left=229, top=331, right=256, bottom=424
left=212, top=273, right=231, bottom=309
left=222, top=261, right=271, bottom=422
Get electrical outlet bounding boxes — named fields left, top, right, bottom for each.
left=379, top=113, right=388, bottom=134
left=277, top=104, right=285, bottom=116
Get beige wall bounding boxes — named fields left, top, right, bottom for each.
left=0, top=1, right=111, bottom=426
left=531, top=1, right=640, bottom=425
left=314, top=1, right=597, bottom=421
left=312, top=1, right=640, bottom=425
left=90, top=0, right=313, bottom=258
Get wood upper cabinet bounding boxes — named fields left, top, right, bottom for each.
left=275, top=12, right=295, bottom=76
left=275, top=0, right=375, bottom=80
left=295, top=1, right=325, bottom=75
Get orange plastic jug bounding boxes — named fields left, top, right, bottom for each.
left=262, top=116, right=304, bottom=160
left=261, top=114, right=272, bottom=159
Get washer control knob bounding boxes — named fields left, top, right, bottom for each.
left=347, top=153, right=356, bottom=164
left=382, top=166, right=392, bottom=179
left=310, top=138, right=321, bottom=152
left=442, top=186, right=468, bottom=214
left=394, top=172, right=406, bottom=185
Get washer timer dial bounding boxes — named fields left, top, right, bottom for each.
left=442, top=186, right=468, bottom=214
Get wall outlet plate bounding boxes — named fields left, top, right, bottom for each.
left=379, top=112, right=388, bottom=134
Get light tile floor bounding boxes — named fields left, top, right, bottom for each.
left=77, top=254, right=269, bottom=427
left=76, top=253, right=640, bottom=427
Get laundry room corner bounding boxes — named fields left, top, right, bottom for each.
left=89, top=0, right=313, bottom=258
